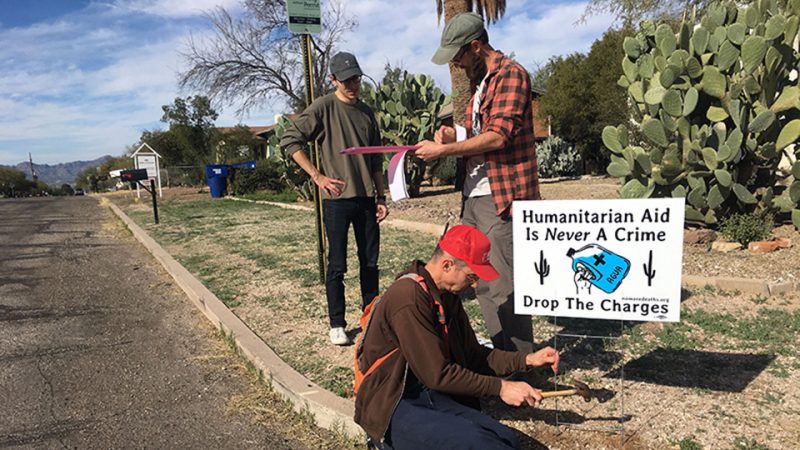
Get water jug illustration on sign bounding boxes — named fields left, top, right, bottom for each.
left=567, top=244, right=631, bottom=294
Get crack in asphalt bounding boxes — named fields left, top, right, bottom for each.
left=0, top=418, right=96, bottom=447
left=0, top=304, right=114, bottom=322
left=0, top=340, right=134, bottom=363
left=34, top=350, right=69, bottom=449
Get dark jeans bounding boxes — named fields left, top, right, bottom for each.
left=374, top=388, right=519, bottom=450
left=323, top=197, right=379, bottom=328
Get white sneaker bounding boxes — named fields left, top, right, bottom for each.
left=329, top=327, right=352, bottom=345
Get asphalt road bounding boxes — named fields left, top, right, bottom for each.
left=0, top=197, right=314, bottom=449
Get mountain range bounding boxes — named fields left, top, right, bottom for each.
left=2, top=155, right=113, bottom=187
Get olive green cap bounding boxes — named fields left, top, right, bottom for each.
left=431, top=12, right=485, bottom=65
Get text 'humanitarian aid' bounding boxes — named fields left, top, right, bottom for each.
left=512, top=198, right=684, bottom=322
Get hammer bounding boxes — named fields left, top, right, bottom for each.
left=540, top=380, right=592, bottom=402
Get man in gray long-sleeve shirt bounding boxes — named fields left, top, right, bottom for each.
left=280, top=52, right=388, bottom=346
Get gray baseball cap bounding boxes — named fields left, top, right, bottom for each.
left=431, top=13, right=485, bottom=65
left=330, top=52, right=363, bottom=80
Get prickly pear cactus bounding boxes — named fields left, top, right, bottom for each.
left=362, top=71, right=449, bottom=197
left=267, top=117, right=314, bottom=201
left=603, top=0, right=800, bottom=229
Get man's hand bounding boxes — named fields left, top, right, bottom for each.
left=312, top=173, right=345, bottom=197
left=525, top=346, right=560, bottom=374
left=499, top=379, right=542, bottom=407
left=574, top=267, right=593, bottom=295
left=434, top=125, right=456, bottom=144
left=376, top=203, right=389, bottom=223
left=414, top=140, right=447, bottom=162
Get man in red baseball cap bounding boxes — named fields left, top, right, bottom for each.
left=354, top=225, right=559, bottom=449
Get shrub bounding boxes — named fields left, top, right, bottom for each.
left=536, top=135, right=581, bottom=178
left=431, top=156, right=457, bottom=185
left=719, top=212, right=774, bottom=247
left=229, top=159, right=285, bottom=195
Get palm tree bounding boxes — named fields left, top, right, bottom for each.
left=436, top=0, right=507, bottom=126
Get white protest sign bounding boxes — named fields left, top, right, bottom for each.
left=513, top=198, right=684, bottom=322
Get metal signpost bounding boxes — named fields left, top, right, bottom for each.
left=513, top=198, right=685, bottom=438
left=287, top=0, right=326, bottom=284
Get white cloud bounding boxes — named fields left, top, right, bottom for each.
left=109, top=0, right=242, bottom=18
left=340, top=1, right=614, bottom=93
left=492, top=2, right=616, bottom=68
left=0, top=0, right=617, bottom=166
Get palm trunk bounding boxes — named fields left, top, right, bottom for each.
left=444, top=0, right=472, bottom=127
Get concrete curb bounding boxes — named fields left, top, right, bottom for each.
left=106, top=201, right=361, bottom=437
left=226, top=196, right=797, bottom=297
left=682, top=275, right=799, bottom=296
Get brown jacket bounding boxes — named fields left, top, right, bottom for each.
left=353, top=261, right=527, bottom=441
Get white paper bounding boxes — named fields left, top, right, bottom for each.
left=388, top=150, right=410, bottom=201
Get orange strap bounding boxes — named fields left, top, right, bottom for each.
left=354, top=273, right=449, bottom=394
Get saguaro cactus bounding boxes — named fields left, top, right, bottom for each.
left=603, top=0, right=800, bottom=229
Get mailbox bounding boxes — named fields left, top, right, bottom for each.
left=120, top=169, right=149, bottom=182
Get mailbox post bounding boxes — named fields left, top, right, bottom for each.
left=121, top=169, right=159, bottom=224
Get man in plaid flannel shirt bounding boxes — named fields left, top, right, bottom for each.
left=416, top=12, right=539, bottom=354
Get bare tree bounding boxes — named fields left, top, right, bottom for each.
left=179, top=0, right=357, bottom=116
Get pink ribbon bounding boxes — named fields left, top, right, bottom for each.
left=340, top=145, right=418, bottom=155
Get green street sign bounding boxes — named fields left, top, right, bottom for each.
left=286, top=0, right=322, bottom=34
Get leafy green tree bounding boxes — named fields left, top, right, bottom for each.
left=0, top=167, right=30, bottom=197
left=136, top=129, right=187, bottom=167
left=160, top=96, right=220, bottom=165
left=217, top=125, right=260, bottom=163
left=538, top=53, right=593, bottom=165
left=539, top=27, right=633, bottom=173
left=529, top=60, right=554, bottom=92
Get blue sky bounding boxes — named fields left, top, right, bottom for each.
left=0, top=0, right=615, bottom=166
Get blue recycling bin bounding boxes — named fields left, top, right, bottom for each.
left=205, top=164, right=229, bottom=198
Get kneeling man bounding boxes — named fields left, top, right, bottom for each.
left=354, top=225, right=559, bottom=450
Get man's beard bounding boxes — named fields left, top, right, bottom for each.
left=465, top=57, right=487, bottom=82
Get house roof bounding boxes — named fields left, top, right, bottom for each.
left=253, top=114, right=300, bottom=138
left=131, top=142, right=162, bottom=158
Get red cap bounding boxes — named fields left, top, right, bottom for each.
left=438, top=225, right=499, bottom=282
